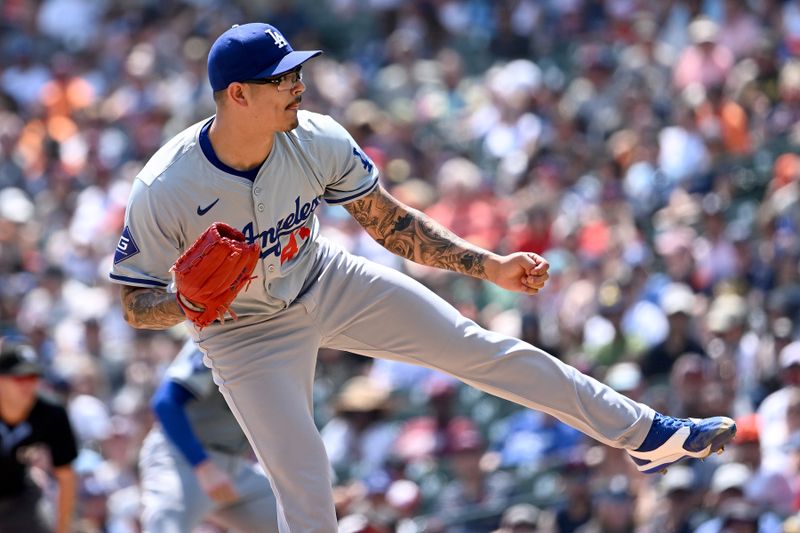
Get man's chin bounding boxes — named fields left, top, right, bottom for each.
left=283, top=118, right=299, bottom=131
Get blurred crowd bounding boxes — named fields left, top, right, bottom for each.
left=3, top=0, right=800, bottom=531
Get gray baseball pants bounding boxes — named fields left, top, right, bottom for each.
left=196, top=238, right=655, bottom=533
left=139, top=429, right=278, bottom=533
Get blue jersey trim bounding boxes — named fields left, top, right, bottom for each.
left=326, top=175, right=379, bottom=205
left=199, top=119, right=261, bottom=182
left=108, top=273, right=168, bottom=287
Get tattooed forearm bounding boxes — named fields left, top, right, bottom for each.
left=120, top=285, right=185, bottom=330
left=344, top=186, right=492, bottom=279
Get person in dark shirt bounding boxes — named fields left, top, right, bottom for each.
left=641, top=283, right=706, bottom=383
left=551, top=460, right=592, bottom=533
left=0, top=339, right=78, bottom=533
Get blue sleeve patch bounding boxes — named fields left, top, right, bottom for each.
left=113, top=226, right=140, bottom=264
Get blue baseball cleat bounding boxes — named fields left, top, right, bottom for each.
left=627, top=414, right=737, bottom=474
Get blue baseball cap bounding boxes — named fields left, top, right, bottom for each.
left=208, top=23, right=322, bottom=92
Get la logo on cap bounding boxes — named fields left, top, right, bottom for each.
left=266, top=28, right=288, bottom=48
left=207, top=23, right=322, bottom=92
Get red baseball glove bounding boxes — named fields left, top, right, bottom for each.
left=170, top=222, right=260, bottom=329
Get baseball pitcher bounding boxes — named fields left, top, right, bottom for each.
left=111, top=22, right=736, bottom=533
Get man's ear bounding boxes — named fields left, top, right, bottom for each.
left=227, top=82, right=250, bottom=107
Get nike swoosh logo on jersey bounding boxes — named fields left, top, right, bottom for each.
left=197, top=198, right=220, bottom=216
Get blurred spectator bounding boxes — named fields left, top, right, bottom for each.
left=337, top=512, right=391, bottom=533
left=321, top=376, right=399, bottom=483
left=696, top=462, right=752, bottom=533
left=759, top=342, right=800, bottom=472
left=667, top=352, right=713, bottom=418
left=537, top=457, right=592, bottom=533
left=640, top=282, right=704, bottom=383
left=39, top=54, right=95, bottom=125
left=769, top=61, right=800, bottom=139
left=642, top=465, right=699, bottom=533
left=782, top=0, right=800, bottom=56
left=754, top=315, right=796, bottom=397
left=392, top=376, right=459, bottom=464
left=694, top=84, right=751, bottom=156
left=385, top=478, right=423, bottom=531
left=490, top=409, right=583, bottom=470
left=140, top=340, right=278, bottom=532
left=694, top=196, right=741, bottom=288
left=583, top=280, right=646, bottom=368
left=786, top=430, right=800, bottom=512
left=435, top=418, right=514, bottom=532
left=0, top=339, right=77, bottom=533
left=605, top=362, right=645, bottom=401
left=492, top=503, right=543, bottom=533
left=575, top=475, right=636, bottom=533
left=673, top=17, right=735, bottom=92
left=711, top=501, right=763, bottom=533
left=424, top=157, right=508, bottom=251
left=0, top=43, right=50, bottom=109
left=727, top=414, right=795, bottom=517
left=695, top=462, right=783, bottom=533
left=704, top=292, right=759, bottom=411
left=717, top=1, right=765, bottom=60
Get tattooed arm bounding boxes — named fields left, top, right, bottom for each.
left=344, top=185, right=494, bottom=278
left=343, top=185, right=550, bottom=293
left=120, top=285, right=185, bottom=329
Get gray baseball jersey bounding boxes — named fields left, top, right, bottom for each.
left=112, top=111, right=655, bottom=533
left=110, top=110, right=378, bottom=316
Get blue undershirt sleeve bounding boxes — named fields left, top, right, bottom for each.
left=151, top=380, right=209, bottom=467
